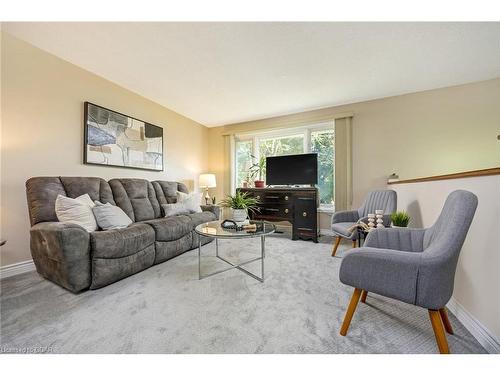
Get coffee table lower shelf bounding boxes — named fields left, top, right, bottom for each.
left=198, top=237, right=265, bottom=282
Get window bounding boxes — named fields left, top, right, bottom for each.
left=234, top=122, right=335, bottom=208
left=311, top=129, right=334, bottom=205
left=235, top=139, right=253, bottom=189
left=259, top=134, right=304, bottom=157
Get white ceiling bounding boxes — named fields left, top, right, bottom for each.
left=3, top=22, right=500, bottom=126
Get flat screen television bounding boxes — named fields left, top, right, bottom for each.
left=266, top=153, right=318, bottom=186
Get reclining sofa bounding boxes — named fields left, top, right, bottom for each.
left=25, top=177, right=219, bottom=293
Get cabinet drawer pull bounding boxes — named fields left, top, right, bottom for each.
left=297, top=227, right=313, bottom=231
left=302, top=212, right=307, bottom=217
left=285, top=208, right=289, bottom=214
left=266, top=208, right=279, bottom=212
left=285, top=196, right=289, bottom=201
left=256, top=195, right=260, bottom=200
left=298, top=197, right=314, bottom=200
left=267, top=195, right=279, bottom=199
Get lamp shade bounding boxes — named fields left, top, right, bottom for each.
left=199, top=173, right=216, bottom=188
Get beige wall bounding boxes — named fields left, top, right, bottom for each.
left=208, top=78, right=500, bottom=230
left=0, top=33, right=209, bottom=266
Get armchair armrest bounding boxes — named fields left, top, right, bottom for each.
left=30, top=222, right=91, bottom=292
left=331, top=210, right=359, bottom=224
left=364, top=227, right=426, bottom=252
left=339, top=247, right=422, bottom=305
left=201, top=205, right=220, bottom=220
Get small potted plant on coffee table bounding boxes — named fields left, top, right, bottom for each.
left=390, top=211, right=410, bottom=228
left=220, top=191, right=260, bottom=222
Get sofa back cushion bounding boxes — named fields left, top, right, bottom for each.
left=109, top=179, right=161, bottom=222
left=26, top=177, right=114, bottom=226
left=152, top=181, right=189, bottom=205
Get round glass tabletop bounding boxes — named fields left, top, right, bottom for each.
left=195, top=220, right=276, bottom=238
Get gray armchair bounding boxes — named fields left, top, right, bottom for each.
left=338, top=190, right=478, bottom=354
left=331, top=190, right=397, bottom=256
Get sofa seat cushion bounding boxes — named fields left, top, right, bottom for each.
left=143, top=216, right=192, bottom=242
left=331, top=222, right=357, bottom=239
left=90, top=223, right=155, bottom=259
left=187, top=211, right=216, bottom=228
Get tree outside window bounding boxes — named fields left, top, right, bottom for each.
left=311, top=129, right=334, bottom=205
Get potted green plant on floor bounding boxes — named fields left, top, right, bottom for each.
left=249, top=155, right=266, bottom=188
left=390, top=211, right=411, bottom=228
left=220, top=191, right=260, bottom=222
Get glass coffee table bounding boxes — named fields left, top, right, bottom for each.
left=195, top=220, right=276, bottom=282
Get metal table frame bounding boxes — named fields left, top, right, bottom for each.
left=197, top=232, right=269, bottom=283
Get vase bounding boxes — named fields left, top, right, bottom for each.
left=367, top=213, right=376, bottom=229
left=254, top=180, right=265, bottom=188
left=232, top=208, right=247, bottom=222
left=375, top=209, right=384, bottom=228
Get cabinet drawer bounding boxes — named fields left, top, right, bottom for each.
left=256, top=204, right=293, bottom=219
left=252, top=192, right=291, bottom=204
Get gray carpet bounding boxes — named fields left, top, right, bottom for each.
left=0, top=234, right=486, bottom=354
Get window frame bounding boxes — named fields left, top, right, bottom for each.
left=233, top=121, right=335, bottom=209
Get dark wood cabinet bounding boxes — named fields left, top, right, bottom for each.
left=238, top=187, right=318, bottom=242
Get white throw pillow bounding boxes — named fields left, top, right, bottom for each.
left=161, top=202, right=191, bottom=217
left=176, top=191, right=202, bottom=213
left=55, top=194, right=98, bottom=232
left=92, top=201, right=133, bottom=230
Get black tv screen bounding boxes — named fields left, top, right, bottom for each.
left=266, top=153, right=318, bottom=185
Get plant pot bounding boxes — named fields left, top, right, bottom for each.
left=242, top=181, right=248, bottom=188
left=232, top=208, right=247, bottom=222
left=391, top=224, right=407, bottom=228
left=254, top=180, right=265, bottom=188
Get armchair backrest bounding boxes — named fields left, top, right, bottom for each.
left=417, top=190, right=478, bottom=309
left=423, top=190, right=478, bottom=252
left=358, top=190, right=397, bottom=218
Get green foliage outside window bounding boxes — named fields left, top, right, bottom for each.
left=311, top=130, right=334, bottom=205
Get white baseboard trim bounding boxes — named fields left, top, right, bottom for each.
left=0, top=260, right=36, bottom=280
left=447, top=297, right=500, bottom=353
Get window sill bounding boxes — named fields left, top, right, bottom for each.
left=318, top=206, right=335, bottom=214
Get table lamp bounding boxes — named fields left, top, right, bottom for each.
left=199, top=173, right=217, bottom=205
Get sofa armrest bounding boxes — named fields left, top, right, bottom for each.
left=364, top=227, right=426, bottom=252
left=331, top=210, right=359, bottom=225
left=201, top=205, right=220, bottom=220
left=30, top=222, right=91, bottom=292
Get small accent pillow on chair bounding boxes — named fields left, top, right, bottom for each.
left=92, top=201, right=133, bottom=230
left=176, top=191, right=203, bottom=213
left=55, top=194, right=98, bottom=232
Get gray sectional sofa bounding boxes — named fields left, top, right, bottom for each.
left=26, top=177, right=219, bottom=292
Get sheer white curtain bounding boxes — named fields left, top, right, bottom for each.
left=334, top=116, right=353, bottom=211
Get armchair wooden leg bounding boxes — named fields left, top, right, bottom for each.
left=439, top=308, right=454, bottom=335
left=360, top=290, right=368, bottom=303
left=331, top=236, right=342, bottom=257
left=428, top=310, right=450, bottom=354
left=340, top=288, right=362, bottom=336
left=352, top=239, right=357, bottom=248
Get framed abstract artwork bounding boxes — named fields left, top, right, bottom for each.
left=84, top=102, right=164, bottom=171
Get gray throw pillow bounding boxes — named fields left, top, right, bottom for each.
left=161, top=202, right=191, bottom=217
left=92, top=201, right=133, bottom=230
